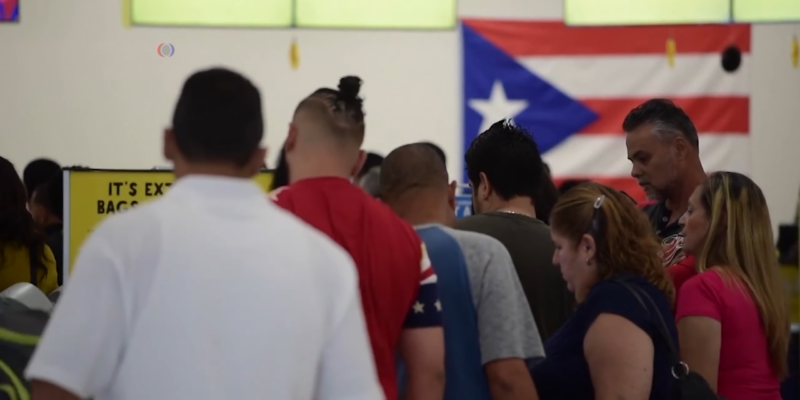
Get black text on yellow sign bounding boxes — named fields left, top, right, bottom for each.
left=66, top=170, right=273, bottom=273
left=99, top=180, right=174, bottom=213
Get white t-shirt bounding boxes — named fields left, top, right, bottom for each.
left=26, top=175, right=383, bottom=400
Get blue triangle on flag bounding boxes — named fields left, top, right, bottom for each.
left=462, top=23, right=599, bottom=178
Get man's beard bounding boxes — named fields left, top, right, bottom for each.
left=645, top=189, right=660, bottom=201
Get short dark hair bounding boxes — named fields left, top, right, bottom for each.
left=23, top=158, right=60, bottom=201
left=622, top=99, right=699, bottom=149
left=419, top=142, right=446, bottom=166
left=542, top=162, right=551, bottom=178
left=465, top=119, right=544, bottom=200
left=33, top=174, right=63, bottom=220
left=172, top=68, right=264, bottom=166
left=381, top=144, right=448, bottom=202
left=358, top=152, right=384, bottom=177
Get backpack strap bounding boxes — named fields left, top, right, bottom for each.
left=611, top=278, right=690, bottom=379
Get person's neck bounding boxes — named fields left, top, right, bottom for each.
left=487, top=196, right=537, bottom=218
left=665, top=165, right=706, bottom=214
left=173, top=163, right=253, bottom=180
left=288, top=151, right=353, bottom=184
left=289, top=165, right=351, bottom=184
left=389, top=190, right=452, bottom=228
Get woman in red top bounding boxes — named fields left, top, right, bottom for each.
left=677, top=172, right=789, bottom=400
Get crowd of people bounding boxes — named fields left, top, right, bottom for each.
left=0, top=67, right=791, bottom=400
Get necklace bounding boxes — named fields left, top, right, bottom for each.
left=497, top=209, right=533, bottom=218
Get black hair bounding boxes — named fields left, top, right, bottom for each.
left=335, top=76, right=365, bottom=124
left=23, top=159, right=60, bottom=201
left=358, top=152, right=384, bottom=178
left=465, top=119, right=544, bottom=201
left=270, top=146, right=290, bottom=191
left=304, top=76, right=366, bottom=142
left=559, top=179, right=590, bottom=195
left=534, top=170, right=560, bottom=225
left=542, top=162, right=551, bottom=178
left=33, top=173, right=64, bottom=220
left=0, top=156, right=51, bottom=280
left=419, top=142, right=447, bottom=166
left=622, top=99, right=699, bottom=149
left=172, top=68, right=264, bottom=166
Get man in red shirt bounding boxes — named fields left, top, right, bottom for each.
left=272, top=76, right=445, bottom=400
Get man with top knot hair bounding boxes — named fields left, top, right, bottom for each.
left=272, top=76, right=446, bottom=400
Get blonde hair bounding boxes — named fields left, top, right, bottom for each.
left=696, top=171, right=790, bottom=378
left=550, top=182, right=675, bottom=305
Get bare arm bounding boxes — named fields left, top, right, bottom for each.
left=677, top=316, right=721, bottom=391
left=398, top=327, right=445, bottom=400
left=32, top=381, right=81, bottom=400
left=485, top=359, right=539, bottom=400
left=585, top=313, right=654, bottom=400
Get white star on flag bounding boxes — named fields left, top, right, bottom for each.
left=434, top=300, right=442, bottom=311
left=413, top=301, right=425, bottom=314
left=468, top=80, right=529, bottom=134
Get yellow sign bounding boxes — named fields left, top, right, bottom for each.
left=66, top=169, right=273, bottom=273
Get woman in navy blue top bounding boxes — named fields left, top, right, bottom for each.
left=530, top=183, right=678, bottom=400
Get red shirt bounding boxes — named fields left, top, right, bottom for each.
left=676, top=270, right=782, bottom=400
left=667, top=255, right=697, bottom=300
left=272, top=177, right=440, bottom=400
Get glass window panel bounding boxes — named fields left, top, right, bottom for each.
left=296, top=0, right=456, bottom=29
left=565, top=0, right=731, bottom=26
left=131, top=0, right=292, bottom=27
left=733, top=0, right=800, bottom=22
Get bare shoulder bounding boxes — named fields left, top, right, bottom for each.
left=584, top=313, right=652, bottom=358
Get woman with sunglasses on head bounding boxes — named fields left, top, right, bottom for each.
left=677, top=172, right=788, bottom=400
left=529, top=182, right=677, bottom=400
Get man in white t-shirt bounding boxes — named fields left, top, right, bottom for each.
left=26, top=68, right=383, bottom=400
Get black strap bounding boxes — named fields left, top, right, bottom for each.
left=611, top=278, right=686, bottom=375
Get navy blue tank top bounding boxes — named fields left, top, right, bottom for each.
left=530, top=275, right=677, bottom=400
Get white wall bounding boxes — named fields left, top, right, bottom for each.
left=0, top=0, right=798, bottom=231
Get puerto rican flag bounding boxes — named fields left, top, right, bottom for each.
left=462, top=20, right=751, bottom=203
left=0, top=0, right=18, bottom=21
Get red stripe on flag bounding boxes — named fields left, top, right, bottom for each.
left=420, top=264, right=435, bottom=281
left=553, top=177, right=648, bottom=204
left=462, top=19, right=751, bottom=57
left=579, top=96, right=749, bottom=134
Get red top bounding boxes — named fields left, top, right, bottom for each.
left=272, top=177, right=440, bottom=400
left=667, top=255, right=697, bottom=302
left=676, top=270, right=782, bottom=400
